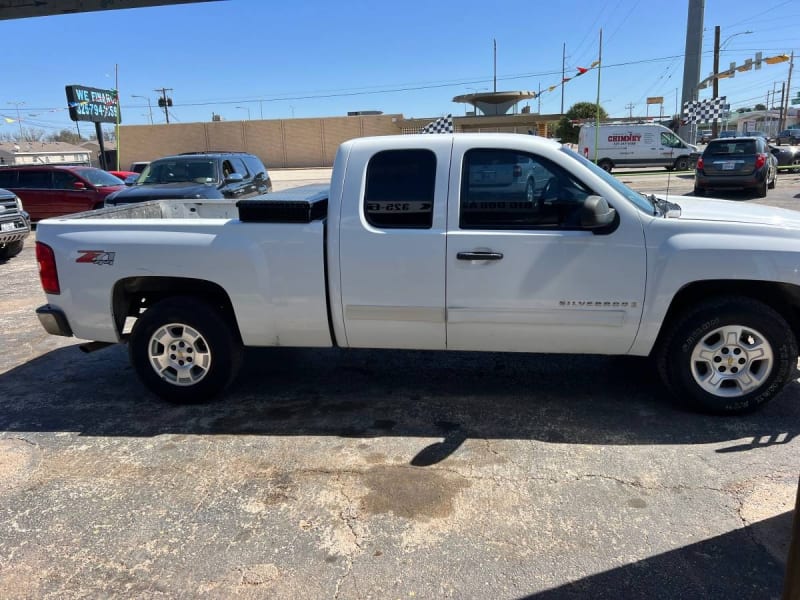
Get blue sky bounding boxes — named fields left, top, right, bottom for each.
left=0, top=0, right=797, bottom=136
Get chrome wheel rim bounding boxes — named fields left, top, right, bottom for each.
left=148, top=323, right=212, bottom=386
left=525, top=181, right=535, bottom=202
left=689, top=324, right=774, bottom=397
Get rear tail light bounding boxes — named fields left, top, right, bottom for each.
left=36, top=242, right=60, bottom=295
left=513, top=164, right=522, bottom=177
left=696, top=157, right=704, bottom=170
left=755, top=153, right=766, bottom=169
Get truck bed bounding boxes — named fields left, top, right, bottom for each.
left=66, top=184, right=330, bottom=222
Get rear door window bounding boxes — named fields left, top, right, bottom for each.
left=17, top=171, right=52, bottom=189
left=364, top=149, right=436, bottom=229
left=0, top=170, right=17, bottom=188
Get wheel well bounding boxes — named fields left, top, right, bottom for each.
left=112, top=276, right=241, bottom=342
left=654, top=280, right=800, bottom=352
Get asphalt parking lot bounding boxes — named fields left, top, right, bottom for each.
left=1, top=169, right=799, bottom=599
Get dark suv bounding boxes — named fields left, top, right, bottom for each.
left=105, top=152, right=272, bottom=206
left=695, top=136, right=777, bottom=198
left=775, top=129, right=800, bottom=145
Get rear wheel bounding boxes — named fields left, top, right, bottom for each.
left=791, top=158, right=800, bottom=174
left=693, top=186, right=705, bottom=196
left=756, top=179, right=768, bottom=198
left=655, top=297, right=797, bottom=414
left=598, top=159, right=612, bottom=172
left=0, top=240, right=24, bottom=260
left=768, top=173, right=776, bottom=189
left=129, top=296, right=243, bottom=403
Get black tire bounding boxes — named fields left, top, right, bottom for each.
left=768, top=173, right=776, bottom=189
left=598, top=159, right=613, bottom=173
left=0, top=240, right=24, bottom=260
left=693, top=186, right=705, bottom=196
left=674, top=156, right=690, bottom=171
left=655, top=297, right=797, bottom=415
left=756, top=178, right=768, bottom=198
left=129, top=296, right=243, bottom=403
left=791, top=158, right=800, bottom=174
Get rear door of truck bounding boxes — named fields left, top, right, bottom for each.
left=336, top=137, right=452, bottom=350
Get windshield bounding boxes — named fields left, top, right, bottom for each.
left=136, top=159, right=218, bottom=185
left=559, top=146, right=655, bottom=214
left=76, top=168, right=124, bottom=187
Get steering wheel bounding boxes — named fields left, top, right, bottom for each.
left=542, top=178, right=560, bottom=201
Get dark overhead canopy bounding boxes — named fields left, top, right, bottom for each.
left=0, top=0, right=220, bottom=21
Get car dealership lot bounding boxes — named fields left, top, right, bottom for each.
left=1, top=169, right=798, bottom=598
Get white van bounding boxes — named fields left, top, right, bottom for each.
left=578, top=123, right=697, bottom=172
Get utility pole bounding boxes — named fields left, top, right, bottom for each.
left=781, top=51, right=794, bottom=130
left=493, top=39, right=497, bottom=93
left=625, top=103, right=635, bottom=119
left=561, top=42, right=566, bottom=114
left=712, top=25, right=720, bottom=138
left=779, top=82, right=786, bottom=130
left=537, top=82, right=541, bottom=114
left=154, top=87, right=173, bottom=124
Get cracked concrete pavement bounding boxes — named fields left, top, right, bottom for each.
left=0, top=169, right=798, bottom=598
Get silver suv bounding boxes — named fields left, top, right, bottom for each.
left=0, top=188, right=30, bottom=260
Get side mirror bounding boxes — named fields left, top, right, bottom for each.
left=225, top=172, right=244, bottom=183
left=73, top=181, right=87, bottom=190
left=580, top=195, right=616, bottom=229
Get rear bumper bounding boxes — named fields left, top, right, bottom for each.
left=36, top=305, right=73, bottom=337
left=695, top=171, right=767, bottom=190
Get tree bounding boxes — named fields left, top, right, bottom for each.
left=46, top=129, right=86, bottom=145
left=754, top=103, right=767, bottom=111
left=555, top=102, right=608, bottom=143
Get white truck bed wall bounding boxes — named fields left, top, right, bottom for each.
left=74, top=200, right=241, bottom=220
left=39, top=218, right=333, bottom=348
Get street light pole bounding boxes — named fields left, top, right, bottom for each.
left=131, top=94, right=153, bottom=125
left=235, top=106, right=251, bottom=120
left=7, top=101, right=24, bottom=140
left=713, top=29, right=753, bottom=136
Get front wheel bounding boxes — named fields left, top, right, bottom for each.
left=655, top=297, right=797, bottom=414
left=129, top=296, right=243, bottom=403
left=0, top=240, right=24, bottom=260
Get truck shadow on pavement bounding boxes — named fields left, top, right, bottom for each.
left=522, top=510, right=791, bottom=600
left=0, top=344, right=797, bottom=462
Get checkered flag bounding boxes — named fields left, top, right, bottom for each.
left=419, top=114, right=454, bottom=134
left=683, top=97, right=727, bottom=123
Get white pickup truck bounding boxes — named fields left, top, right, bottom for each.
left=34, top=134, right=800, bottom=414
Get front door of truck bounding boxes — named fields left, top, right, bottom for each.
left=338, top=143, right=451, bottom=349
left=445, top=142, right=646, bottom=355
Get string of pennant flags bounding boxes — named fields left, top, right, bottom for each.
left=542, top=60, right=601, bottom=95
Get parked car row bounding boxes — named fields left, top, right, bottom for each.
left=0, top=152, right=272, bottom=222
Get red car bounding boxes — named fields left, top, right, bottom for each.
left=0, top=166, right=125, bottom=221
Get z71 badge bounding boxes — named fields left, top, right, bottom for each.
left=76, top=250, right=116, bottom=265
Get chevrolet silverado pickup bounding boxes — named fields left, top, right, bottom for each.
left=34, top=134, right=800, bottom=414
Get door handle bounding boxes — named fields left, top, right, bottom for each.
left=457, top=251, right=504, bottom=261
